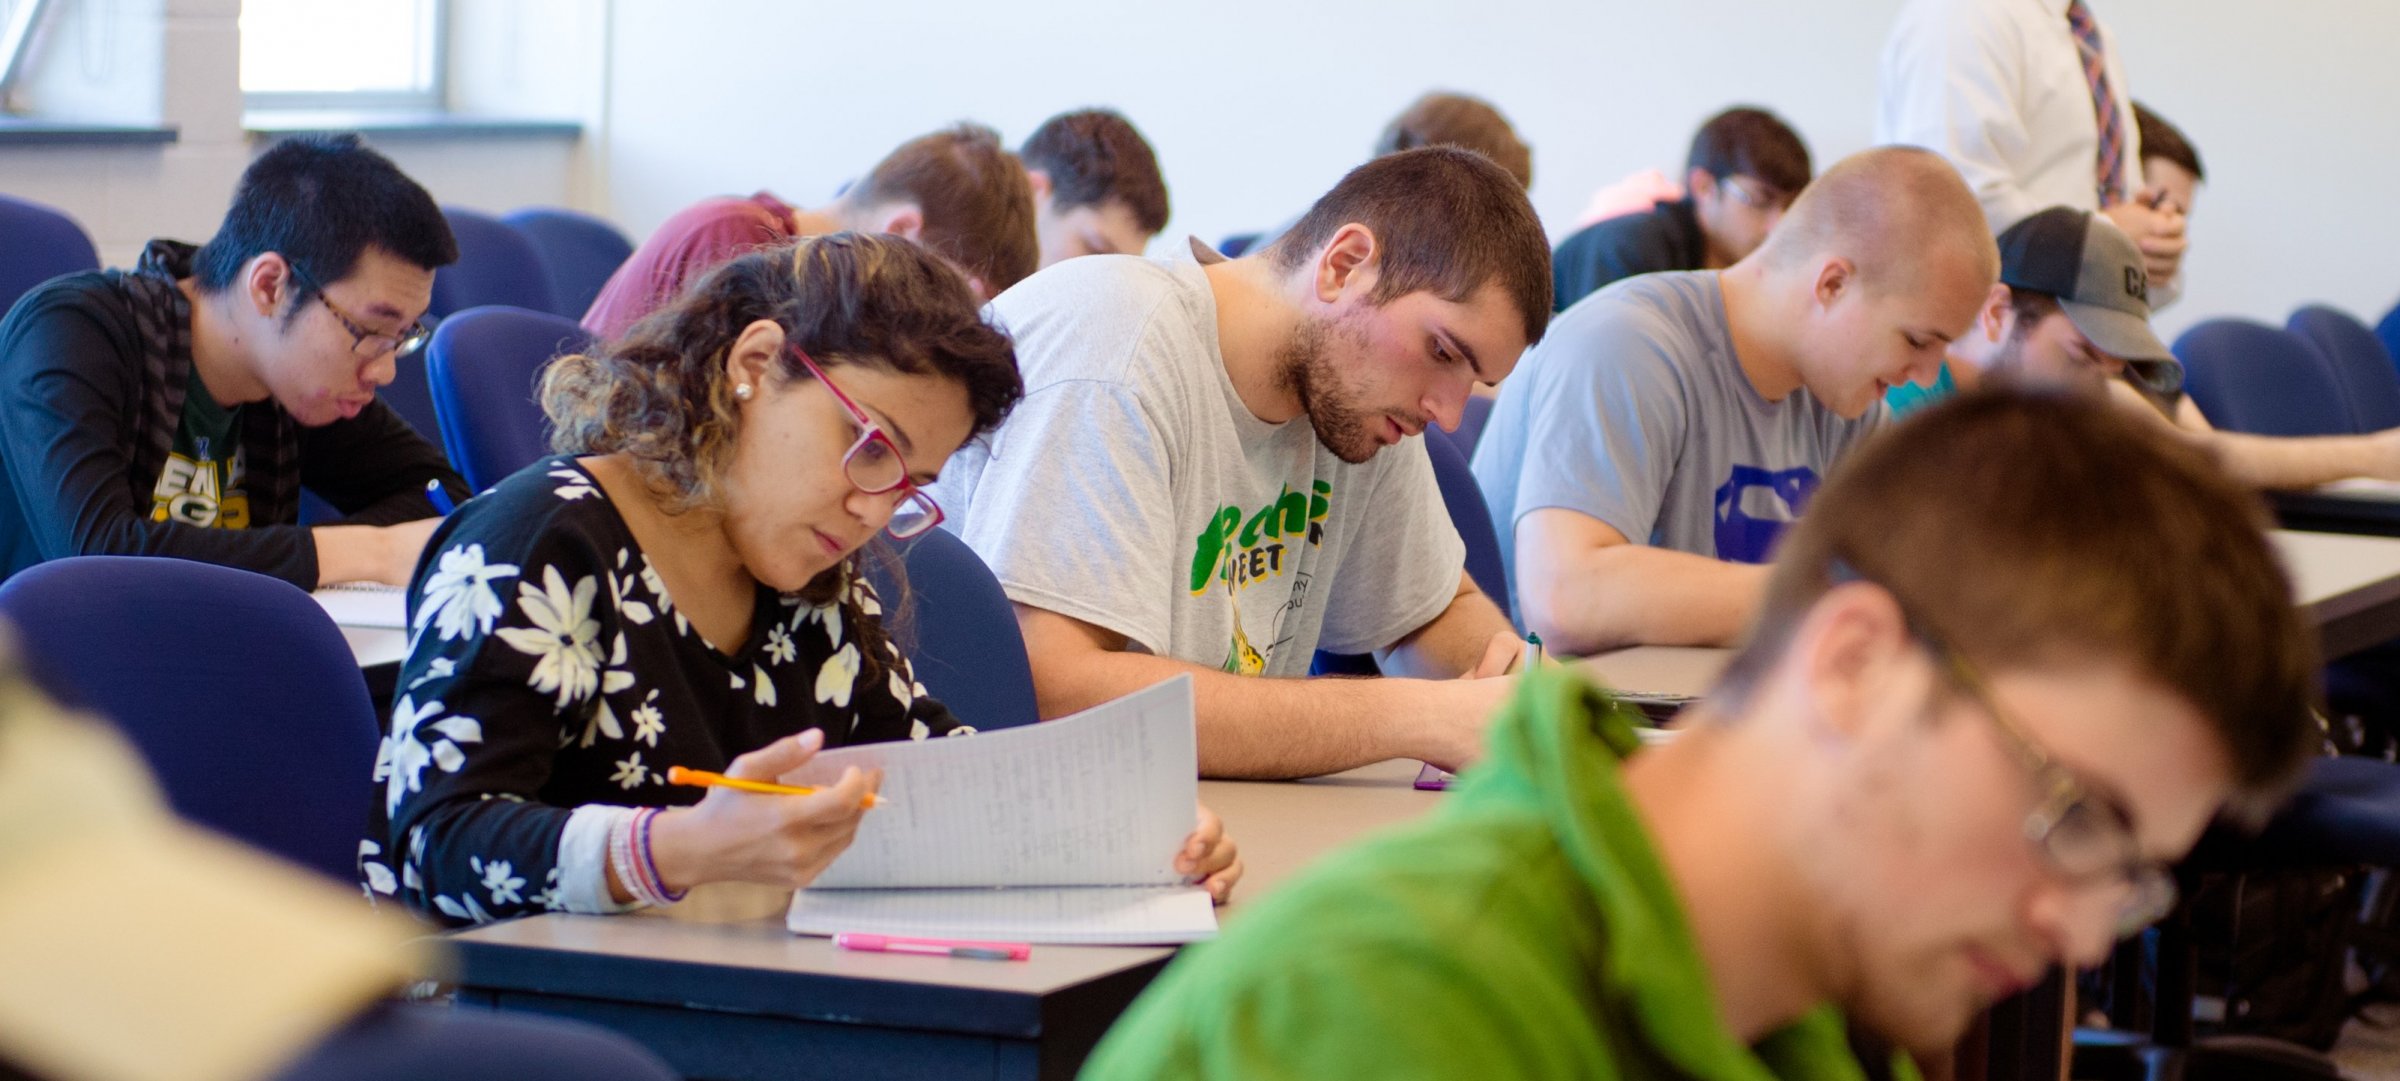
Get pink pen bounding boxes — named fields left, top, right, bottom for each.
left=833, top=932, right=1032, bottom=961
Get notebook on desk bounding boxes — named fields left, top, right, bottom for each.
left=781, top=675, right=1216, bottom=945
left=311, top=583, right=407, bottom=629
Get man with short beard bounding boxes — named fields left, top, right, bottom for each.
left=928, top=148, right=1551, bottom=779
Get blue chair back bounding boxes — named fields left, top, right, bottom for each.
left=430, top=207, right=557, bottom=319
left=503, top=208, right=635, bottom=320
left=0, top=556, right=380, bottom=882
left=2172, top=319, right=2351, bottom=437
left=866, top=528, right=1039, bottom=730
left=1424, top=426, right=1510, bottom=621
left=275, top=1004, right=679, bottom=1081
left=2289, top=305, right=2400, bottom=433
left=1217, top=233, right=1262, bottom=258
left=426, top=307, right=590, bottom=491
left=1454, top=394, right=1496, bottom=457
left=2379, top=300, right=2400, bottom=384
left=0, top=193, right=101, bottom=317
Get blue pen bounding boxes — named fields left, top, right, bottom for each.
left=424, top=478, right=457, bottom=515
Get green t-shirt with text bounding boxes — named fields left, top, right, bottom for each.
left=149, top=378, right=248, bottom=528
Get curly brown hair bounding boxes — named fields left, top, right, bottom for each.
left=541, top=232, right=1022, bottom=674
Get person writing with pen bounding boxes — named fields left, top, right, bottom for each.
left=0, top=134, right=466, bottom=590
left=364, top=233, right=1241, bottom=926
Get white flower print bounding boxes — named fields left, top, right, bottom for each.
left=630, top=691, right=666, bottom=746
left=764, top=624, right=798, bottom=665
left=910, top=718, right=930, bottom=740
left=574, top=633, right=640, bottom=748
left=549, top=466, right=598, bottom=501
left=610, top=549, right=656, bottom=625
left=815, top=644, right=861, bottom=708
left=945, top=725, right=977, bottom=737
left=434, top=892, right=495, bottom=924
left=359, top=840, right=397, bottom=896
left=474, top=856, right=526, bottom=907
left=405, top=655, right=456, bottom=692
left=610, top=751, right=650, bottom=790
left=495, top=566, right=605, bottom=708
left=530, top=868, right=564, bottom=911
left=753, top=663, right=777, bottom=707
left=415, top=544, right=521, bottom=642
left=375, top=696, right=484, bottom=814
left=888, top=669, right=914, bottom=710
left=814, top=604, right=845, bottom=649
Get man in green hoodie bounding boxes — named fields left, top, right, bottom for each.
left=1081, top=390, right=2320, bottom=1079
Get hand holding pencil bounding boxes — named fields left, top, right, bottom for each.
left=643, top=729, right=884, bottom=892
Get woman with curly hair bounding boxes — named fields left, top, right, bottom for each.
left=364, top=233, right=1239, bottom=925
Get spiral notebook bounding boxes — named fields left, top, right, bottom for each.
left=310, top=583, right=407, bottom=629
left=781, top=675, right=1216, bottom=945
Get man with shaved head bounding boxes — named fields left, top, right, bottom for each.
left=1472, top=146, right=1997, bottom=652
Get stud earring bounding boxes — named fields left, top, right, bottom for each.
left=734, top=383, right=754, bottom=401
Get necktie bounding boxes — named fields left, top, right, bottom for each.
left=2066, top=0, right=2127, bottom=205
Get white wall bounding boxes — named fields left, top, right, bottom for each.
left=595, top=0, right=2400, bottom=339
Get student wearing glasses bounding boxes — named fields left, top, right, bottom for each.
left=1085, top=390, right=2319, bottom=1080
left=0, top=134, right=465, bottom=589
left=365, top=233, right=1241, bottom=926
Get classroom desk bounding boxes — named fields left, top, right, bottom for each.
left=2274, top=528, right=2400, bottom=658
left=338, top=624, right=408, bottom=668
left=2270, top=480, right=2400, bottom=538
left=448, top=907, right=1173, bottom=1081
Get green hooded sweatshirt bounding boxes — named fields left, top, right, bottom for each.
left=1081, top=666, right=1907, bottom=1080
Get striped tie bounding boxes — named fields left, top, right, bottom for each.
left=2066, top=0, right=2127, bottom=205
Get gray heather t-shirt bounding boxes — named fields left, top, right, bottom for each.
left=1469, top=271, right=1884, bottom=615
left=930, top=241, right=1465, bottom=677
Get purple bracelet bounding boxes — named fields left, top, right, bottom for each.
left=634, top=807, right=687, bottom=903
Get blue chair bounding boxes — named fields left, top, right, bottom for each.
left=273, top=1003, right=679, bottom=1081
left=0, top=557, right=380, bottom=883
left=1217, top=233, right=1262, bottom=257
left=2173, top=319, right=2352, bottom=437
left=1425, top=425, right=1509, bottom=622
left=1454, top=394, right=1495, bottom=457
left=504, top=208, right=635, bottom=321
left=0, top=193, right=101, bottom=317
left=2288, top=305, right=2400, bottom=433
left=430, top=207, right=557, bottom=320
left=867, top=528, right=1039, bottom=730
left=1311, top=431, right=1513, bottom=676
left=426, top=307, right=590, bottom=491
left=2378, top=301, right=2400, bottom=384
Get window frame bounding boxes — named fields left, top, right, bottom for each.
left=238, top=0, right=449, bottom=113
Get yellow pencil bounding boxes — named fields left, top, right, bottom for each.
left=665, top=765, right=886, bottom=808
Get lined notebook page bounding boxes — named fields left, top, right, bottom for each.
left=791, top=675, right=1197, bottom=889
left=310, top=583, right=407, bottom=629
left=787, top=885, right=1216, bottom=945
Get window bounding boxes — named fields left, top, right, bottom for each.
left=240, top=0, right=444, bottom=109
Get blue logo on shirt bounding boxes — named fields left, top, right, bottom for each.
left=1713, top=465, right=1821, bottom=564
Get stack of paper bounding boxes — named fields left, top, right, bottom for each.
left=311, top=583, right=407, bottom=629
left=782, top=676, right=1215, bottom=945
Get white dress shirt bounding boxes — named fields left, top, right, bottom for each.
left=1876, top=0, right=2142, bottom=234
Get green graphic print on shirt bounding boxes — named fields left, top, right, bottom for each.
left=1187, top=480, right=1331, bottom=675
left=150, top=381, right=248, bottom=528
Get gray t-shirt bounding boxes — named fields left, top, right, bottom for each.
left=931, top=241, right=1466, bottom=677
left=1470, top=271, right=1883, bottom=614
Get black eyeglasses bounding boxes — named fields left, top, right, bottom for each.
left=287, top=264, right=431, bottom=359
left=1829, top=557, right=2179, bottom=937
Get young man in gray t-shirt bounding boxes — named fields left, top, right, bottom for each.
left=1471, top=147, right=1999, bottom=655
left=931, top=148, right=1553, bottom=779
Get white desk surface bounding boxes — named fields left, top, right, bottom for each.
left=2273, top=528, right=2400, bottom=614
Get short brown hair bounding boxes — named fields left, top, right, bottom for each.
left=1373, top=92, right=1533, bottom=190
left=1020, top=109, right=1170, bottom=234
left=1759, top=145, right=1998, bottom=293
left=1263, top=146, right=1552, bottom=347
left=1714, top=390, right=2319, bottom=822
left=1687, top=106, right=1812, bottom=195
left=2134, top=102, right=2205, bottom=182
left=850, top=123, right=1040, bottom=296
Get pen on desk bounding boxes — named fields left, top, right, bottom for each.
left=835, top=933, right=1031, bottom=961
left=424, top=479, right=457, bottom=516
left=664, top=765, right=887, bottom=808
